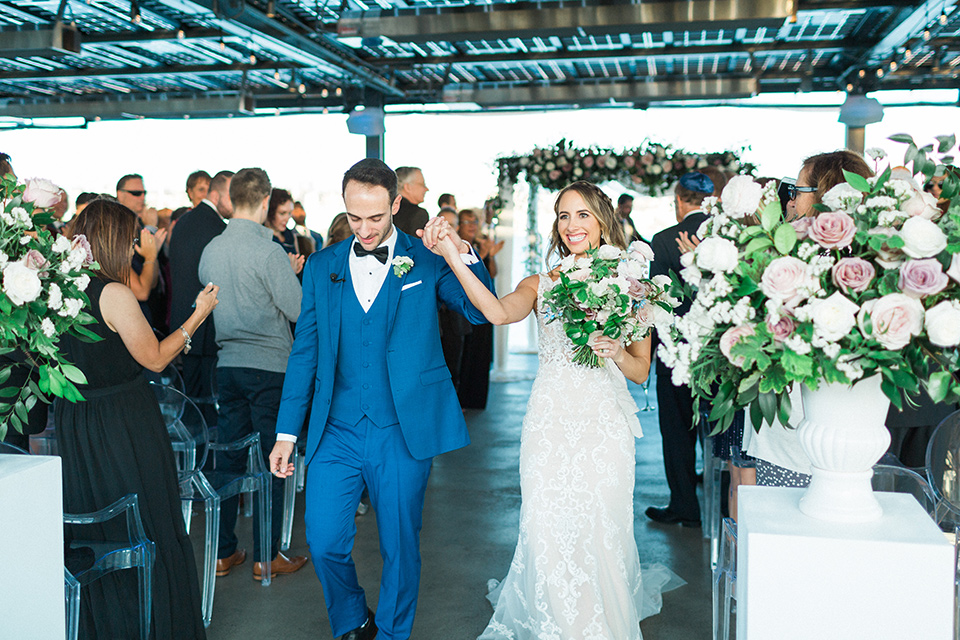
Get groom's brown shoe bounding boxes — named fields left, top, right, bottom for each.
left=339, top=609, right=377, bottom=640
left=252, top=551, right=309, bottom=580
left=215, top=549, right=247, bottom=577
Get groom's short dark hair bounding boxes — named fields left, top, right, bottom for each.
left=343, top=159, right=398, bottom=202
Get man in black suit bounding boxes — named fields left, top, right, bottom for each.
left=393, top=166, right=430, bottom=235
left=169, top=170, right=234, bottom=422
left=617, top=193, right=645, bottom=244
left=646, top=171, right=715, bottom=528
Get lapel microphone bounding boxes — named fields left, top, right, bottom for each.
left=330, top=273, right=345, bottom=283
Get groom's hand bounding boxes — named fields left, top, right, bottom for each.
left=269, top=440, right=296, bottom=478
left=419, top=216, right=466, bottom=260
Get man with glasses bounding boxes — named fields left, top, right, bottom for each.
left=393, top=166, right=429, bottom=235
left=117, top=173, right=167, bottom=329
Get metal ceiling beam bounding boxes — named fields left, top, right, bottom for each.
left=0, top=23, right=81, bottom=57
left=369, top=40, right=855, bottom=70
left=0, top=92, right=254, bottom=119
left=0, top=60, right=293, bottom=81
left=82, top=28, right=222, bottom=45
left=440, top=77, right=759, bottom=107
left=155, top=0, right=403, bottom=96
left=338, top=0, right=796, bottom=42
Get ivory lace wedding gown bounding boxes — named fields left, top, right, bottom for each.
left=479, top=274, right=681, bottom=640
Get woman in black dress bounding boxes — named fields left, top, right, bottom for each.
left=57, top=198, right=218, bottom=639
left=265, top=188, right=299, bottom=255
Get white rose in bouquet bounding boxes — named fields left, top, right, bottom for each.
left=719, top=175, right=763, bottom=219
left=925, top=300, right=960, bottom=347
left=809, top=291, right=859, bottom=342
left=821, top=182, right=864, bottom=212
left=857, top=293, right=923, bottom=349
left=947, top=253, right=960, bottom=283
left=628, top=241, right=655, bottom=261
left=759, top=256, right=808, bottom=306
left=694, top=237, right=739, bottom=273
left=902, top=190, right=942, bottom=220
left=900, top=216, right=947, bottom=258
left=597, top=245, right=623, bottom=260
left=2, top=260, right=43, bottom=306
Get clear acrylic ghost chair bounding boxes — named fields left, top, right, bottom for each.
left=924, top=411, right=960, bottom=640
left=64, top=493, right=156, bottom=640
left=30, top=400, right=59, bottom=456
left=207, top=432, right=273, bottom=586
left=712, top=517, right=738, bottom=640
left=142, top=363, right=184, bottom=393
left=872, top=463, right=937, bottom=517
left=703, top=432, right=725, bottom=562
left=64, top=567, right=80, bottom=640
left=280, top=445, right=305, bottom=551
left=148, top=382, right=220, bottom=626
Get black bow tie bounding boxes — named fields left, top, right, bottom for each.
left=353, top=243, right=389, bottom=264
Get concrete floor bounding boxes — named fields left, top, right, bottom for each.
left=201, top=355, right=714, bottom=639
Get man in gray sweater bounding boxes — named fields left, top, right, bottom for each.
left=199, top=167, right=308, bottom=580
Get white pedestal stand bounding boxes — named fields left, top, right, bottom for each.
left=0, top=454, right=65, bottom=639
left=738, top=486, right=953, bottom=640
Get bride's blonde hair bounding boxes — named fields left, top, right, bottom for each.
left=546, top=181, right=626, bottom=265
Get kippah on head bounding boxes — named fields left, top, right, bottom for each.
left=679, top=172, right=714, bottom=195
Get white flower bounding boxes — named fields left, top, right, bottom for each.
left=720, top=176, right=763, bottom=219
left=48, top=283, right=63, bottom=310
left=925, top=300, right=960, bottom=347
left=72, top=274, right=90, bottom=292
left=809, top=292, right=859, bottom=342
left=947, top=253, right=960, bottom=284
left=597, top=245, right=622, bottom=260
left=545, top=161, right=556, bottom=171
left=559, top=254, right=576, bottom=271
left=783, top=335, right=812, bottom=355
left=573, top=167, right=583, bottom=177
left=680, top=263, right=702, bottom=287
left=0, top=252, right=7, bottom=269
left=823, top=342, right=841, bottom=359
left=836, top=354, right=864, bottom=381
left=52, top=235, right=72, bottom=253
left=900, top=217, right=947, bottom=258
left=391, top=255, right=414, bottom=277
left=652, top=274, right=672, bottom=290
left=2, top=261, right=43, bottom=306
left=40, top=317, right=56, bottom=338
left=58, top=298, right=84, bottom=318
left=22, top=177, right=63, bottom=208
left=694, top=237, right=739, bottom=273
left=604, top=157, right=617, bottom=169
left=823, top=182, right=868, bottom=213
left=19, top=236, right=31, bottom=245
left=866, top=147, right=887, bottom=161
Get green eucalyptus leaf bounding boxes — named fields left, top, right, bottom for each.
left=760, top=199, right=781, bottom=232
left=743, top=236, right=773, bottom=256
left=925, top=370, right=953, bottom=403
left=773, top=223, right=797, bottom=255
left=843, top=170, right=872, bottom=193
left=888, top=133, right=915, bottom=145
left=936, top=134, right=956, bottom=153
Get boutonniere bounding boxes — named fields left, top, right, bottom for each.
left=391, top=256, right=413, bottom=277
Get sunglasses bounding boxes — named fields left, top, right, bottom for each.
left=784, top=184, right=817, bottom=200
left=121, top=189, right=147, bottom=197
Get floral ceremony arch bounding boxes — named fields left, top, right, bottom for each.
left=492, top=139, right=756, bottom=274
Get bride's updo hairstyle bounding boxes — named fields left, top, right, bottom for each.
left=546, top=180, right=626, bottom=265
left=69, top=197, right=138, bottom=285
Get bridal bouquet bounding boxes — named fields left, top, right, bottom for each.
left=659, top=134, right=960, bottom=435
left=0, top=173, right=99, bottom=440
left=542, top=241, right=677, bottom=368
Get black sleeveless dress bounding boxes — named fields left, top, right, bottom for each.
left=55, top=277, right=205, bottom=639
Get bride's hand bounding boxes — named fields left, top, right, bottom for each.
left=591, top=336, right=624, bottom=362
left=419, top=216, right=462, bottom=260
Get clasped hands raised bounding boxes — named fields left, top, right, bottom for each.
left=417, top=216, right=471, bottom=258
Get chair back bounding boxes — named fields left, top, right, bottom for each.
left=149, top=382, right=210, bottom=475
left=872, top=463, right=937, bottom=517
left=926, top=410, right=960, bottom=527
left=142, top=363, right=184, bottom=393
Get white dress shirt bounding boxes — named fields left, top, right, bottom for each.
left=350, top=231, right=398, bottom=313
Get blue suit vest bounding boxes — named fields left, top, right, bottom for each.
left=328, top=268, right=400, bottom=428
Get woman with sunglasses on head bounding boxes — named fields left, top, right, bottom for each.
left=743, top=150, right=875, bottom=488
left=58, top=197, right=218, bottom=639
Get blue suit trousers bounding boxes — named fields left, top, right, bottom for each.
left=305, top=416, right=432, bottom=639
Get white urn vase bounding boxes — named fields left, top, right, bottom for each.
left=796, top=375, right=891, bottom=523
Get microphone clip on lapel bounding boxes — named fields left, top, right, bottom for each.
left=330, top=273, right=345, bottom=283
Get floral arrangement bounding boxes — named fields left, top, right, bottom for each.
left=0, top=174, right=99, bottom=441
left=497, top=138, right=756, bottom=196
left=542, top=241, right=677, bottom=368
left=391, top=255, right=413, bottom=277
left=658, top=134, right=960, bottom=434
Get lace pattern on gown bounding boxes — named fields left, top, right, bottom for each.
left=479, top=274, right=681, bottom=640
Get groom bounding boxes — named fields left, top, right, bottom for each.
left=269, top=158, right=494, bottom=640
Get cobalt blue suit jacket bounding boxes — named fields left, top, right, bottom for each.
left=276, top=230, right=495, bottom=462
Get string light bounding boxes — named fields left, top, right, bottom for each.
left=266, top=0, right=275, bottom=17
left=130, top=0, right=141, bottom=23
left=940, top=10, right=948, bottom=25
left=321, top=87, right=329, bottom=98
left=323, top=107, right=329, bottom=115
left=335, top=86, right=342, bottom=96
left=176, top=28, right=185, bottom=39
left=249, top=54, right=257, bottom=64
left=923, top=29, right=932, bottom=41
left=858, top=69, right=866, bottom=78
left=298, top=83, right=306, bottom=94
left=274, top=70, right=281, bottom=80
left=876, top=68, right=884, bottom=77
left=890, top=61, right=898, bottom=71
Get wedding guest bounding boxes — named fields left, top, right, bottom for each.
left=198, top=168, right=307, bottom=581
left=394, top=166, right=429, bottom=234
left=292, top=200, right=323, bottom=253
left=169, top=170, right=233, bottom=424
left=0, top=151, right=12, bottom=177
left=266, top=188, right=298, bottom=255
left=172, top=170, right=212, bottom=222
left=58, top=197, right=216, bottom=638
left=458, top=208, right=500, bottom=409
left=324, top=212, right=351, bottom=247
left=646, top=171, right=715, bottom=528
left=617, top=193, right=644, bottom=243
left=75, top=192, right=100, bottom=215
left=438, top=193, right=458, bottom=214
left=743, top=150, right=874, bottom=487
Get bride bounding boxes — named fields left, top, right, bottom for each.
left=421, top=181, right=681, bottom=639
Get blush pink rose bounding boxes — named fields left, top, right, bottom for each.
left=70, top=235, right=95, bottom=265
left=684, top=156, right=697, bottom=169
left=623, top=155, right=636, bottom=168
left=23, top=249, right=48, bottom=271
left=22, top=178, right=62, bottom=209
left=760, top=256, right=808, bottom=307
left=548, top=170, right=561, bottom=181
left=831, top=257, right=875, bottom=294
left=857, top=293, right=924, bottom=350
left=641, top=153, right=654, bottom=166
left=790, top=217, right=813, bottom=240
left=808, top=211, right=856, bottom=249
left=898, top=258, right=949, bottom=298
left=766, top=315, right=796, bottom=342
left=583, top=156, right=595, bottom=168
left=719, top=324, right=756, bottom=367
